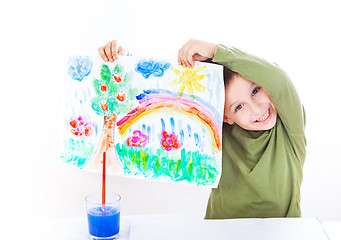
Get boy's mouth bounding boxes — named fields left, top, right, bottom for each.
left=254, top=108, right=271, bottom=123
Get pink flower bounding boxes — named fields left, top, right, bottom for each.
left=127, top=130, right=149, bottom=147
left=69, top=116, right=93, bottom=138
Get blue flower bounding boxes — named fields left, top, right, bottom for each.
left=135, top=59, right=170, bottom=79
left=68, top=56, right=93, bottom=81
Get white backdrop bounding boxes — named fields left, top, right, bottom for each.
left=1, top=0, right=341, bottom=222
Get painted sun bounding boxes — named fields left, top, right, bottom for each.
left=169, top=65, right=208, bottom=98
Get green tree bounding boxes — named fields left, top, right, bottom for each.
left=88, top=63, right=138, bottom=173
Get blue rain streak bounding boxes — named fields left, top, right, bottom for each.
left=178, top=119, right=183, bottom=130
left=194, top=133, right=199, bottom=146
left=170, top=117, right=175, bottom=133
left=187, top=124, right=192, bottom=137
left=200, top=128, right=206, bottom=152
left=200, top=140, right=205, bottom=152
left=161, top=118, right=165, bottom=131
left=179, top=129, right=184, bottom=143
left=147, top=126, right=151, bottom=142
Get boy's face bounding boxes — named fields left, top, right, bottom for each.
left=223, top=75, right=277, bottom=131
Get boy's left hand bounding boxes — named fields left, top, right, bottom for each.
left=178, top=39, right=218, bottom=67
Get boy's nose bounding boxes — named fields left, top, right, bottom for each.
left=250, top=102, right=262, bottom=115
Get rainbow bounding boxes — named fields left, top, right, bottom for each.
left=117, top=89, right=223, bottom=152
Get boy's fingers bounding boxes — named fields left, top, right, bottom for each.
left=98, top=47, right=109, bottom=62
left=177, top=54, right=184, bottom=67
left=110, top=41, right=119, bottom=60
left=104, top=44, right=113, bottom=62
left=178, top=42, right=188, bottom=64
left=177, top=48, right=183, bottom=65
left=185, top=48, right=196, bottom=67
left=178, top=45, right=191, bottom=67
left=181, top=48, right=192, bottom=67
left=177, top=58, right=182, bottom=66
left=193, top=53, right=207, bottom=62
left=117, top=46, right=127, bottom=56
left=99, top=40, right=128, bottom=62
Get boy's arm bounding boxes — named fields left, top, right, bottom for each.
left=213, top=44, right=305, bottom=135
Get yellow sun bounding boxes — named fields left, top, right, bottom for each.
left=169, top=65, right=208, bottom=98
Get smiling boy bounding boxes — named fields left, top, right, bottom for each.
left=99, top=39, right=307, bottom=219
left=178, top=39, right=306, bottom=219
left=224, top=75, right=277, bottom=131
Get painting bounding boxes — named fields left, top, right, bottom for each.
left=61, top=55, right=224, bottom=187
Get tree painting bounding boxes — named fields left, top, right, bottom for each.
left=88, top=63, right=137, bottom=173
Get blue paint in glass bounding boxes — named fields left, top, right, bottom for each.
left=87, top=206, right=120, bottom=238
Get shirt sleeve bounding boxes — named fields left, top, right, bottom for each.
left=213, top=44, right=305, bottom=136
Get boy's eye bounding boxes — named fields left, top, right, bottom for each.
left=252, top=87, right=260, bottom=96
left=235, top=104, right=244, bottom=112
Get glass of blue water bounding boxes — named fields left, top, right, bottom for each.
left=85, top=193, right=121, bottom=240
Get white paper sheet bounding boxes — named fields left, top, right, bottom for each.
left=61, top=55, right=224, bottom=187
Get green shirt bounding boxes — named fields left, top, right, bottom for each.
left=205, top=44, right=306, bottom=219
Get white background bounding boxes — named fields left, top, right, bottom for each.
left=1, top=0, right=341, bottom=222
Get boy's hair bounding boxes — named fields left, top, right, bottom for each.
left=223, top=66, right=237, bottom=85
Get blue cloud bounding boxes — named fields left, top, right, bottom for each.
left=135, top=59, right=170, bottom=79
left=68, top=56, right=93, bottom=81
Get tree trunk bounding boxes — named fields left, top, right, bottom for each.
left=87, top=113, right=123, bottom=174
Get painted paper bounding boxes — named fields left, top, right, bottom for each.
left=61, top=55, right=224, bottom=187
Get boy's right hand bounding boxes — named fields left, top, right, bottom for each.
left=98, top=40, right=127, bottom=62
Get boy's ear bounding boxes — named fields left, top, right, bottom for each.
left=223, top=115, right=234, bottom=125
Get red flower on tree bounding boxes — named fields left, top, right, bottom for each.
left=100, top=84, right=107, bottom=92
left=116, top=89, right=126, bottom=102
left=100, top=101, right=109, bottom=111
left=114, top=75, right=122, bottom=82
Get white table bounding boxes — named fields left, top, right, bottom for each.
left=11, top=215, right=341, bottom=240
left=321, top=221, right=341, bottom=240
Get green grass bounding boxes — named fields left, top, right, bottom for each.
left=116, top=143, right=220, bottom=186
left=61, top=138, right=95, bottom=169
left=60, top=139, right=220, bottom=186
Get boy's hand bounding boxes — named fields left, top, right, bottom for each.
left=178, top=39, right=218, bottom=67
left=98, top=40, right=127, bottom=62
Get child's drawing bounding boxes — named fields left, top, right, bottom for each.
left=61, top=55, right=224, bottom=187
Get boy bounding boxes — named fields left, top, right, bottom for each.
left=99, top=39, right=306, bottom=219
